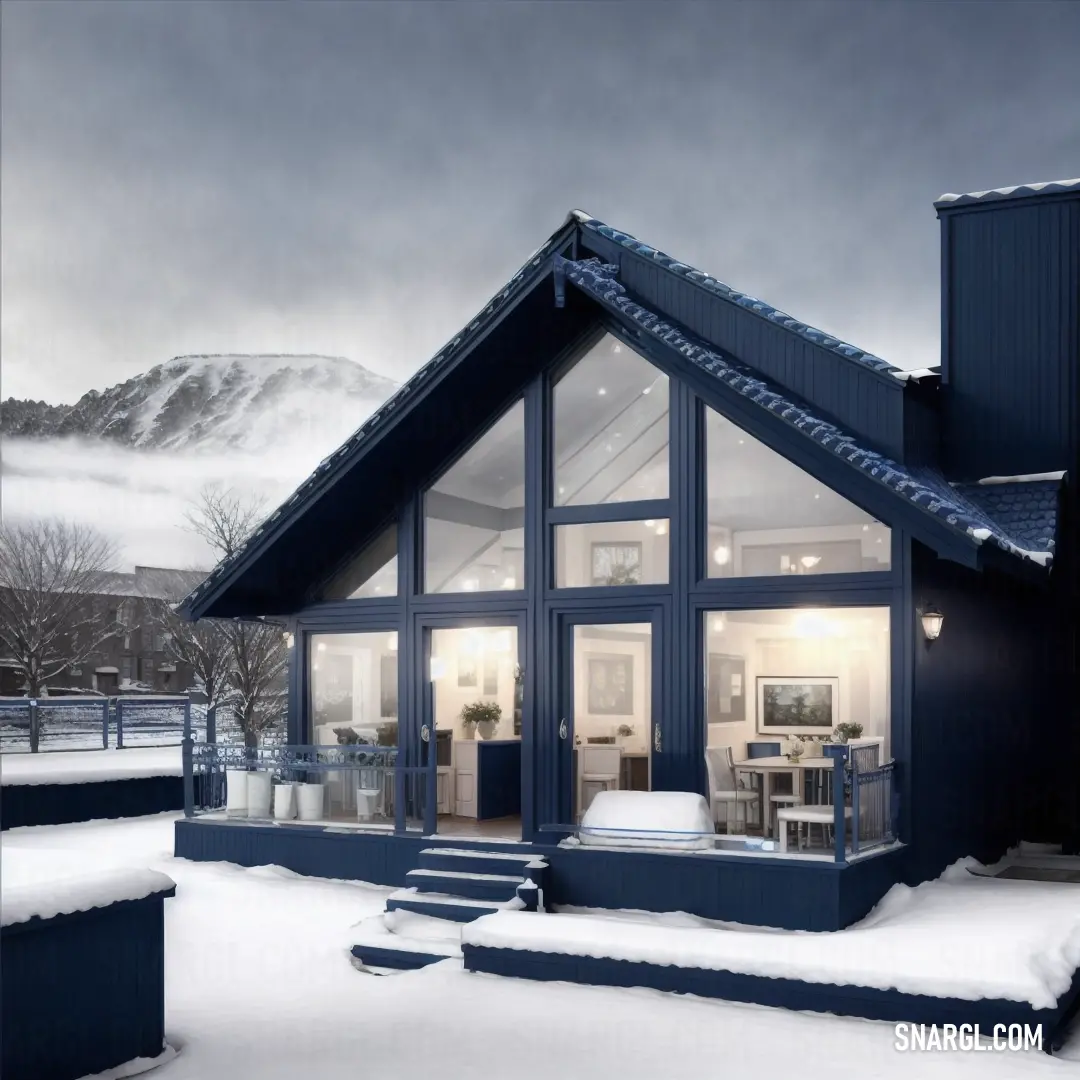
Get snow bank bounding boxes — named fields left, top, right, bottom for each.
left=463, top=864, right=1080, bottom=1009
left=578, top=791, right=714, bottom=851
left=1, top=867, right=175, bottom=927
left=0, top=747, right=182, bottom=786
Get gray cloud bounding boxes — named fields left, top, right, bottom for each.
left=3, top=0, right=1079, bottom=401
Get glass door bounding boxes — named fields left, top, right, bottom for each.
left=558, top=610, right=662, bottom=824
left=421, top=619, right=524, bottom=838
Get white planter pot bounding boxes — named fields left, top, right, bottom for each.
left=246, top=772, right=273, bottom=818
left=273, top=783, right=297, bottom=820
left=462, top=725, right=476, bottom=740
left=296, top=783, right=326, bottom=821
left=225, top=772, right=247, bottom=816
left=477, top=720, right=498, bottom=740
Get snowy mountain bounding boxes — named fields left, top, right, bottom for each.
left=0, top=354, right=398, bottom=454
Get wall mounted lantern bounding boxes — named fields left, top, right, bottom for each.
left=920, top=605, right=944, bottom=642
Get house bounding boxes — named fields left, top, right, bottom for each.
left=5, top=566, right=209, bottom=698
left=175, top=177, right=1078, bottom=934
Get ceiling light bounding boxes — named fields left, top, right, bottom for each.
left=862, top=525, right=870, bottom=532
left=644, top=519, right=655, bottom=527
left=800, top=555, right=822, bottom=569
left=502, top=576, right=517, bottom=589
left=597, top=388, right=607, bottom=396
left=711, top=616, right=726, bottom=633
left=612, top=344, right=622, bottom=354
left=713, top=544, right=731, bottom=566
left=317, top=642, right=326, bottom=652
left=737, top=439, right=745, bottom=445
left=813, top=493, right=820, bottom=499
left=655, top=522, right=668, bottom=536
left=642, top=387, right=651, bottom=395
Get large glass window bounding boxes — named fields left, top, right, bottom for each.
left=555, top=519, right=669, bottom=588
left=704, top=606, right=890, bottom=753
left=553, top=335, right=669, bottom=505
left=706, top=408, right=891, bottom=577
left=310, top=631, right=399, bottom=747
left=425, top=401, right=525, bottom=594
left=320, top=524, right=398, bottom=599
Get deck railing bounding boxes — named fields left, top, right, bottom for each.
left=184, top=742, right=436, bottom=834
left=849, top=759, right=897, bottom=856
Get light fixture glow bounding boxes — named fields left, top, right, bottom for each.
left=597, top=387, right=607, bottom=396
left=387, top=632, right=398, bottom=652
left=644, top=519, right=655, bottom=527
left=799, top=555, right=822, bottom=570
left=642, top=387, right=651, bottom=395
left=655, top=522, right=668, bottom=536
left=813, top=493, right=821, bottom=499
left=711, top=615, right=726, bottom=633
left=317, top=642, right=327, bottom=652
left=862, top=525, right=870, bottom=532
left=502, top=576, right=517, bottom=589
left=921, top=606, right=944, bottom=642
left=713, top=544, right=731, bottom=566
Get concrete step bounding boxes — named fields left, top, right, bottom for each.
left=350, top=943, right=455, bottom=971
left=405, top=867, right=525, bottom=902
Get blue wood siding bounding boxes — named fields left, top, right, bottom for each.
left=940, top=194, right=1080, bottom=484
left=579, top=229, right=909, bottom=461
left=174, top=819, right=902, bottom=931
left=907, top=541, right=1069, bottom=881
left=1, top=775, right=183, bottom=831
left=2, top=890, right=172, bottom=1080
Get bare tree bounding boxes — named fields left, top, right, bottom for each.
left=0, top=519, right=122, bottom=697
left=147, top=595, right=232, bottom=708
left=183, top=484, right=288, bottom=745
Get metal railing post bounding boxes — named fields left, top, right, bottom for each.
left=851, top=772, right=861, bottom=856
left=116, top=699, right=124, bottom=749
left=182, top=736, right=194, bottom=817
left=28, top=700, right=39, bottom=753
left=101, top=699, right=109, bottom=749
left=206, top=703, right=217, bottom=744
left=832, top=754, right=846, bottom=864
left=183, top=698, right=192, bottom=743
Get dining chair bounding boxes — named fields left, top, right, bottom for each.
left=705, top=747, right=760, bottom=833
left=577, top=745, right=622, bottom=819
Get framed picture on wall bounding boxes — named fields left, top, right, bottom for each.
left=379, top=654, right=398, bottom=718
left=591, top=542, right=642, bottom=587
left=457, top=654, right=478, bottom=688
left=482, top=653, right=499, bottom=696
left=756, top=676, right=837, bottom=735
left=586, top=654, right=634, bottom=716
left=707, top=653, right=745, bottom=725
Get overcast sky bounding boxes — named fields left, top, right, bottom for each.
left=2, top=0, right=1079, bottom=403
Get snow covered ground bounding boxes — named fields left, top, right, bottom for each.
left=1, top=813, right=1076, bottom=1078
left=0, top=746, right=183, bottom=786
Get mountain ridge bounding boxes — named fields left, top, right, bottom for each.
left=1, top=353, right=398, bottom=453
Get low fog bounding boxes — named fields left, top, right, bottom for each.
left=1, top=435, right=334, bottom=572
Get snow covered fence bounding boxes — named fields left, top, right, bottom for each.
left=1, top=868, right=176, bottom=1080
left=0, top=695, right=205, bottom=754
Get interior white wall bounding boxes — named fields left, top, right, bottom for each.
left=431, top=626, right=519, bottom=742
left=556, top=520, right=669, bottom=587
left=310, top=631, right=399, bottom=744
left=571, top=624, right=652, bottom=755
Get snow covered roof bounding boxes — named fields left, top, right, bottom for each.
left=558, top=256, right=1058, bottom=569
left=934, top=177, right=1080, bottom=209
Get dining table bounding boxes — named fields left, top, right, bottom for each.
left=732, top=754, right=841, bottom=837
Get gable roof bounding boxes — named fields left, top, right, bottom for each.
left=180, top=211, right=1059, bottom=620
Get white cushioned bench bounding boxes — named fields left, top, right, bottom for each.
left=777, top=805, right=852, bottom=852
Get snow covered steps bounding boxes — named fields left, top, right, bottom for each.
left=351, top=847, right=548, bottom=972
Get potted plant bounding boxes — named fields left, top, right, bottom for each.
left=833, top=722, right=864, bottom=743
left=460, top=701, right=502, bottom=740
left=787, top=740, right=805, bottom=764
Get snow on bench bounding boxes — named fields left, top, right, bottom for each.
left=1, top=867, right=176, bottom=927
left=577, top=791, right=714, bottom=851
left=0, top=747, right=183, bottom=787
left=463, top=861, right=1080, bottom=1009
